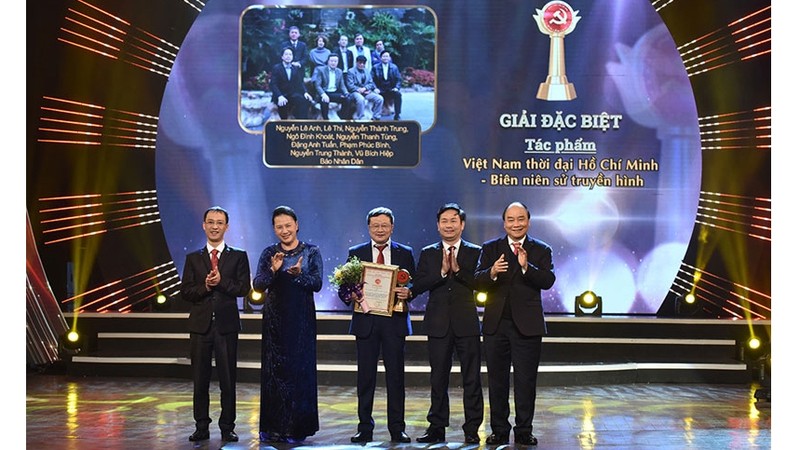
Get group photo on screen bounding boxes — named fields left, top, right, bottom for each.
left=239, top=6, right=436, bottom=131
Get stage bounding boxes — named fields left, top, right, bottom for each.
left=26, top=373, right=770, bottom=449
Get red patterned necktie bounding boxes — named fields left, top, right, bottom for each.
left=512, top=242, right=521, bottom=256
left=211, top=249, right=219, bottom=270
left=375, top=244, right=387, bottom=264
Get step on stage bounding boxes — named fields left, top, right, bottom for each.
left=62, top=312, right=771, bottom=386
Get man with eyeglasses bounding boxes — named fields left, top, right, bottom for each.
left=181, top=206, right=251, bottom=443
left=340, top=206, right=416, bottom=444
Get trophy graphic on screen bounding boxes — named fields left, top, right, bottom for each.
left=533, top=1, right=581, bottom=101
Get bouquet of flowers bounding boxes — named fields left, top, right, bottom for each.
left=329, top=256, right=365, bottom=306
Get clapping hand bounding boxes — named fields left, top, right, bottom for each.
left=287, top=256, right=303, bottom=276
left=270, top=252, right=285, bottom=273
left=490, top=254, right=508, bottom=279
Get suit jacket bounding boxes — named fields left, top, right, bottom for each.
left=414, top=240, right=481, bottom=338
left=281, top=40, right=308, bottom=68
left=346, top=241, right=416, bottom=337
left=474, top=235, right=555, bottom=336
left=181, top=245, right=251, bottom=335
left=332, top=47, right=354, bottom=72
left=371, top=62, right=402, bottom=93
left=270, top=62, right=309, bottom=100
left=312, top=65, right=348, bottom=97
left=345, top=67, right=377, bottom=93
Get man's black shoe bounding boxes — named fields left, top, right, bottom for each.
left=350, top=431, right=373, bottom=443
left=416, top=429, right=445, bottom=443
left=464, top=433, right=480, bottom=444
left=391, top=431, right=411, bottom=443
left=188, top=430, right=209, bottom=441
left=515, top=434, right=538, bottom=446
left=221, top=431, right=239, bottom=442
left=485, top=433, right=509, bottom=445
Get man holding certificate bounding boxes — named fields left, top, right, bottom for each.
left=341, top=206, right=415, bottom=444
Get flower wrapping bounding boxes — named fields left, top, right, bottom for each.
left=329, top=256, right=366, bottom=307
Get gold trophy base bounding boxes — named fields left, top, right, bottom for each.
left=537, top=81, right=577, bottom=101
left=393, top=299, right=407, bottom=313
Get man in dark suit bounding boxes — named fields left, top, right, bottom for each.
left=413, top=203, right=483, bottom=444
left=181, top=206, right=251, bottom=443
left=270, top=47, right=314, bottom=119
left=332, top=34, right=353, bottom=73
left=281, top=25, right=308, bottom=72
left=341, top=206, right=415, bottom=444
left=312, top=54, right=353, bottom=120
left=371, top=50, right=403, bottom=120
left=474, top=201, right=556, bottom=447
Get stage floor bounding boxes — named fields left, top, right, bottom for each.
left=26, top=373, right=771, bottom=449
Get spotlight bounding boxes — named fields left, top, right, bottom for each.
left=675, top=292, right=702, bottom=316
left=243, top=290, right=264, bottom=313
left=249, top=290, right=264, bottom=305
left=575, top=290, right=602, bottom=316
left=59, top=330, right=83, bottom=355
left=475, top=292, right=487, bottom=305
left=151, top=293, right=170, bottom=311
left=737, top=335, right=770, bottom=362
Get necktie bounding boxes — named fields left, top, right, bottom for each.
left=375, top=244, right=387, bottom=264
left=211, top=249, right=219, bottom=271
left=512, top=242, right=521, bottom=256
left=448, top=246, right=455, bottom=274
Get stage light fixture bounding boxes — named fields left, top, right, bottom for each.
left=737, top=335, right=770, bottom=363
left=250, top=290, right=264, bottom=305
left=151, top=293, right=170, bottom=311
left=675, top=292, right=702, bottom=317
left=59, top=330, right=83, bottom=355
left=575, top=290, right=602, bottom=316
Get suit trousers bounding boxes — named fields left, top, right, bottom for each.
left=277, top=94, right=312, bottom=119
left=484, top=317, right=542, bottom=436
left=426, top=329, right=483, bottom=434
left=190, top=320, right=239, bottom=433
left=378, top=90, right=402, bottom=118
left=320, top=92, right=352, bottom=120
left=355, top=322, right=406, bottom=434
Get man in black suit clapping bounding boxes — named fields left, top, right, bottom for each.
left=475, top=201, right=556, bottom=447
left=413, top=203, right=483, bottom=444
left=181, top=206, right=251, bottom=443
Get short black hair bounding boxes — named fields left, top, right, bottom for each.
left=380, top=50, right=391, bottom=57
left=272, top=205, right=298, bottom=224
left=204, top=206, right=229, bottom=223
left=437, top=203, right=465, bottom=222
left=355, top=55, right=367, bottom=63
left=367, top=206, right=394, bottom=224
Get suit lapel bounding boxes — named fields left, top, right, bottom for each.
left=216, top=245, right=228, bottom=272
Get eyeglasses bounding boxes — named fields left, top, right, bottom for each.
left=369, top=223, right=392, bottom=231
left=205, top=220, right=226, bottom=227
